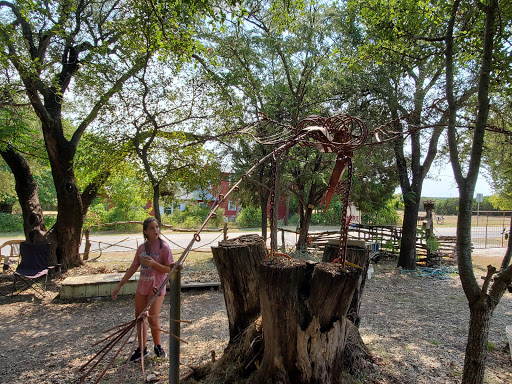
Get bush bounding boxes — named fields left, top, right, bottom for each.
left=83, top=201, right=150, bottom=232
left=287, top=214, right=299, bottom=226
left=236, top=206, right=262, bottom=228
left=164, top=204, right=225, bottom=229
left=43, top=214, right=57, bottom=229
left=0, top=213, right=23, bottom=232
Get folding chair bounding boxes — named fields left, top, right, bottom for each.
left=1, top=239, right=23, bottom=273
left=13, top=242, right=52, bottom=297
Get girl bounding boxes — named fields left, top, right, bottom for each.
left=112, top=217, right=176, bottom=361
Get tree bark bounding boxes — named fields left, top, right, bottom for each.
left=322, top=243, right=370, bottom=327
left=211, top=234, right=267, bottom=342
left=45, top=128, right=84, bottom=269
left=397, top=195, right=420, bottom=270
left=0, top=147, right=47, bottom=242
left=501, top=214, right=512, bottom=270
left=153, top=184, right=162, bottom=225
left=462, top=303, right=493, bottom=384
left=252, top=257, right=361, bottom=384
left=297, top=205, right=313, bottom=248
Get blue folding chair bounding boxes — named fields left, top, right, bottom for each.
left=13, top=242, right=52, bottom=297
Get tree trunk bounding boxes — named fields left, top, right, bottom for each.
left=1, top=148, right=47, bottom=242
left=252, top=257, right=361, bottom=384
left=501, top=214, right=512, bottom=270
left=322, top=243, right=370, bottom=327
left=270, top=158, right=279, bottom=252
left=297, top=206, right=312, bottom=248
left=284, top=194, right=290, bottom=225
left=397, top=196, right=420, bottom=270
left=153, top=184, right=161, bottom=224
left=194, top=241, right=370, bottom=384
left=259, top=193, right=268, bottom=241
left=462, top=303, right=493, bottom=384
left=211, top=234, right=267, bottom=342
left=52, top=171, right=84, bottom=270
left=44, top=121, right=84, bottom=270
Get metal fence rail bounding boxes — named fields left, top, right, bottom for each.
left=471, top=211, right=511, bottom=249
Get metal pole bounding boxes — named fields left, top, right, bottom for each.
left=169, top=269, right=181, bottom=384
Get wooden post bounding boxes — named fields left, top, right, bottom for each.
left=423, top=200, right=435, bottom=260
left=253, top=257, right=361, bottom=384
left=223, top=222, right=228, bottom=241
left=169, top=269, right=181, bottom=384
left=211, top=234, right=266, bottom=342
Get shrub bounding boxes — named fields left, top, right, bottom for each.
left=164, top=203, right=225, bottom=229
left=0, top=213, right=23, bottom=232
left=43, top=214, right=57, bottom=229
left=287, top=214, right=299, bottom=226
left=236, top=206, right=262, bottom=228
left=83, top=200, right=150, bottom=232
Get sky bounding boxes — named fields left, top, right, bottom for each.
left=398, top=166, right=494, bottom=198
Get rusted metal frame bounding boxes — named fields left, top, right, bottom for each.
left=268, top=144, right=294, bottom=256
left=336, top=157, right=354, bottom=267
left=79, top=126, right=323, bottom=383
left=137, top=131, right=310, bottom=318
left=79, top=320, right=136, bottom=383
left=269, top=155, right=278, bottom=255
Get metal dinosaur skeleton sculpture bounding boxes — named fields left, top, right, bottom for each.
left=79, top=113, right=368, bottom=383
left=268, top=114, right=368, bottom=262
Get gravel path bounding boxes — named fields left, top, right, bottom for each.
left=0, top=248, right=510, bottom=383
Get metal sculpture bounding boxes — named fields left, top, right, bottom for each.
left=267, top=114, right=368, bottom=263
left=79, top=112, right=368, bottom=383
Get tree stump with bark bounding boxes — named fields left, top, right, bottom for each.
left=252, top=257, right=362, bottom=384
left=191, top=237, right=371, bottom=384
left=322, top=242, right=370, bottom=327
left=211, top=234, right=267, bottom=342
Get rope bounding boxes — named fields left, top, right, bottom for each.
left=160, top=231, right=224, bottom=253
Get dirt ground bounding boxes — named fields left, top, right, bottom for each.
left=0, top=248, right=511, bottom=384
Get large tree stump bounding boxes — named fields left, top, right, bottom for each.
left=322, top=242, right=370, bottom=327
left=252, top=257, right=361, bottom=384
left=211, top=234, right=266, bottom=342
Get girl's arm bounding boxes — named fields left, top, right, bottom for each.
left=111, top=262, right=139, bottom=300
left=139, top=244, right=181, bottom=274
left=139, top=255, right=181, bottom=274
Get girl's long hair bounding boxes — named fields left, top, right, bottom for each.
left=143, top=217, right=163, bottom=256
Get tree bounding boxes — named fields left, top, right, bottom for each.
left=200, top=2, right=391, bottom=248
left=482, top=99, right=512, bottom=208
left=0, top=164, right=16, bottom=212
left=230, top=136, right=274, bottom=240
left=444, top=1, right=512, bottom=383
left=95, top=55, right=225, bottom=225
left=345, top=0, right=479, bottom=270
left=0, top=0, right=214, bottom=269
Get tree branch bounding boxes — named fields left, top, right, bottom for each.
left=70, top=56, right=146, bottom=150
